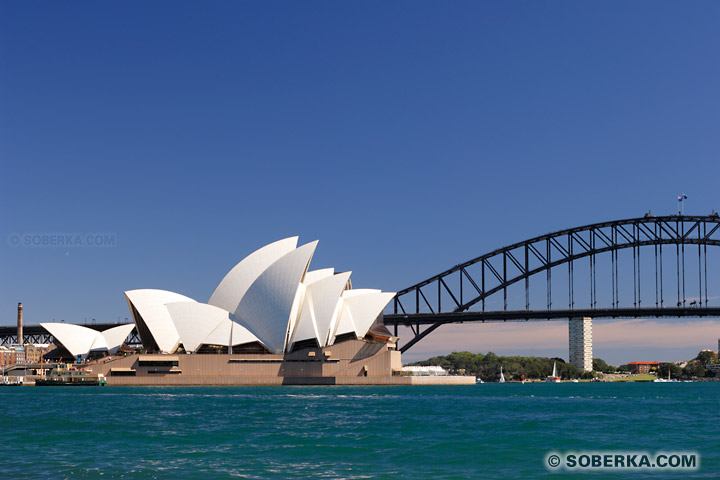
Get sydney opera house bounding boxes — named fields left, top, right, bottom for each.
left=42, top=237, right=473, bottom=384
left=123, top=237, right=395, bottom=356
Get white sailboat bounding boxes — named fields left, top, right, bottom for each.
left=499, top=366, right=505, bottom=383
left=546, top=361, right=561, bottom=383
left=653, top=368, right=676, bottom=382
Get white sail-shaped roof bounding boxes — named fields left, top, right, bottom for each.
left=203, top=317, right=262, bottom=348
left=286, top=282, right=306, bottom=350
left=100, top=324, right=136, bottom=354
left=209, top=237, right=298, bottom=314
left=120, top=236, right=396, bottom=355
left=234, top=241, right=318, bottom=353
left=42, top=323, right=136, bottom=358
left=329, top=289, right=380, bottom=342
left=165, top=302, right=231, bottom=353
left=328, top=289, right=395, bottom=345
left=330, top=303, right=355, bottom=345
left=315, top=272, right=353, bottom=347
left=89, top=334, right=109, bottom=352
left=343, top=291, right=396, bottom=339
left=291, top=271, right=352, bottom=349
left=291, top=287, right=318, bottom=348
left=124, top=289, right=197, bottom=353
left=303, top=268, right=334, bottom=285
left=41, top=323, right=99, bottom=358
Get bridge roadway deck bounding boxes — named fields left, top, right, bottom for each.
left=383, top=307, right=720, bottom=326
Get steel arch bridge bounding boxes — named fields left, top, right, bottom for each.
left=384, top=214, right=720, bottom=353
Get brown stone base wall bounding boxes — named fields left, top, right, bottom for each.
left=88, top=339, right=475, bottom=386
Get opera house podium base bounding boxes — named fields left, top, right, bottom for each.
left=88, top=340, right=476, bottom=386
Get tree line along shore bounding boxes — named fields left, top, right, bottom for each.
left=409, top=350, right=720, bottom=383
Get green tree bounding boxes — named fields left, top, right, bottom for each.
left=657, top=363, right=682, bottom=379
left=696, top=350, right=718, bottom=365
left=592, top=358, right=616, bottom=373
left=410, top=352, right=619, bottom=381
left=682, top=361, right=706, bottom=378
left=557, top=362, right=580, bottom=379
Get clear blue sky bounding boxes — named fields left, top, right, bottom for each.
left=2, top=2, right=719, bottom=364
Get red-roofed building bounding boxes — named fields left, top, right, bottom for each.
left=628, top=361, right=660, bottom=374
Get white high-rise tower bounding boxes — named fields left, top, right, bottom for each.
left=569, top=317, right=593, bottom=372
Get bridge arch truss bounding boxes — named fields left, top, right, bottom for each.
left=386, top=214, right=720, bottom=352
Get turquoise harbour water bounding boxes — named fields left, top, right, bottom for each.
left=1, top=383, right=718, bottom=479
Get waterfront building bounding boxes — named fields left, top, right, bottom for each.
left=23, top=344, right=52, bottom=364
left=0, top=346, right=16, bottom=366
left=11, top=345, right=25, bottom=364
left=627, top=361, right=660, bottom=374
left=36, top=238, right=471, bottom=384
left=121, top=237, right=395, bottom=356
left=569, top=317, right=593, bottom=372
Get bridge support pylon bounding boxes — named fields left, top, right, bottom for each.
left=569, top=317, right=593, bottom=372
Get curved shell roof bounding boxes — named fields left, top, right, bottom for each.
left=303, top=268, right=335, bottom=285
left=165, top=302, right=231, bottom=353
left=121, top=237, right=395, bottom=355
left=89, top=334, right=109, bottom=352
left=209, top=237, right=298, bottom=314
left=343, top=291, right=396, bottom=339
left=329, top=289, right=394, bottom=345
left=163, top=302, right=261, bottom=353
left=100, top=324, right=136, bottom=354
left=291, top=271, right=352, bottom=348
left=202, top=316, right=261, bottom=349
left=234, top=241, right=318, bottom=353
left=125, top=289, right=197, bottom=353
left=40, top=322, right=136, bottom=358
left=40, top=323, right=99, bottom=358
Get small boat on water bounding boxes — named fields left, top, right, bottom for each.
left=546, top=362, right=561, bottom=383
left=653, top=370, right=677, bottom=382
left=499, top=366, right=505, bottom=383
left=35, top=364, right=107, bottom=386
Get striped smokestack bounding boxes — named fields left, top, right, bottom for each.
left=17, top=303, right=23, bottom=346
